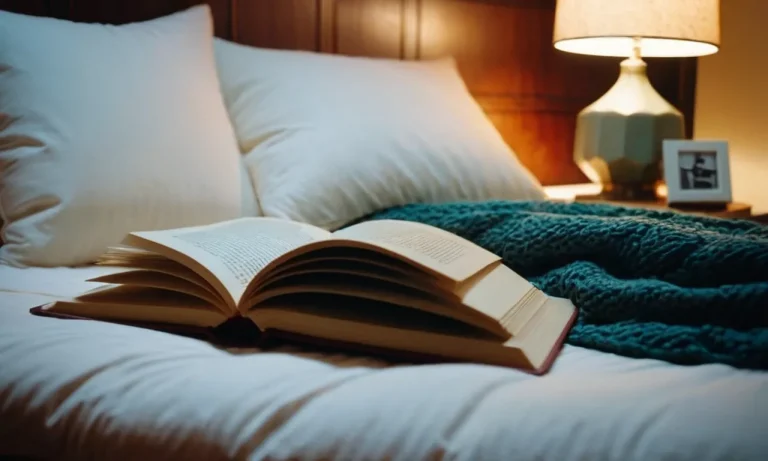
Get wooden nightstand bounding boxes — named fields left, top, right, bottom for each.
left=576, top=197, right=763, bottom=221
left=543, top=184, right=766, bottom=223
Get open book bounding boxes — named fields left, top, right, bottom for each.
left=33, top=218, right=577, bottom=374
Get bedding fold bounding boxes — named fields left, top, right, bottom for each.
left=362, top=200, right=768, bottom=369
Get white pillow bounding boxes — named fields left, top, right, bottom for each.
left=0, top=6, right=244, bottom=267
left=239, top=159, right=262, bottom=217
left=214, top=39, right=545, bottom=230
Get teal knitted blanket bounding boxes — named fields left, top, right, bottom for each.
left=361, top=201, right=768, bottom=370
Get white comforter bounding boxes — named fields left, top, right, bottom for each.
left=1, top=265, right=767, bottom=461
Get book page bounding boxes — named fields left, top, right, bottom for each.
left=331, top=220, right=500, bottom=283
left=89, top=270, right=224, bottom=307
left=246, top=272, right=506, bottom=337
left=125, top=217, right=331, bottom=308
left=262, top=248, right=443, bottom=286
left=254, top=260, right=452, bottom=303
left=455, top=263, right=540, bottom=336
left=47, top=285, right=227, bottom=328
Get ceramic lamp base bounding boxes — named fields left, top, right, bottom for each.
left=573, top=56, right=685, bottom=199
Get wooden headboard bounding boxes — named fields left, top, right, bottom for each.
left=0, top=0, right=696, bottom=186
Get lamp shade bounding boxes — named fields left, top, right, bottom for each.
left=553, top=0, right=720, bottom=58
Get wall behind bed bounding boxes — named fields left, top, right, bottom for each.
left=0, top=0, right=696, bottom=186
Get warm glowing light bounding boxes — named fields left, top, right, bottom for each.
left=543, top=183, right=603, bottom=202
left=553, top=0, right=720, bottom=58
left=554, top=37, right=718, bottom=58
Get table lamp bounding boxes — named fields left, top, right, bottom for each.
left=553, top=0, right=720, bottom=200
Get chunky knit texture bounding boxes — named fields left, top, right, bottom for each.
left=362, top=201, right=768, bottom=370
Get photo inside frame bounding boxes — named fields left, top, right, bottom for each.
left=678, top=150, right=718, bottom=190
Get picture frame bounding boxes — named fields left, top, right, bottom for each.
left=662, top=139, right=732, bottom=205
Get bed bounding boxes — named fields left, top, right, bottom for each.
left=1, top=1, right=766, bottom=460
left=2, top=265, right=767, bottom=460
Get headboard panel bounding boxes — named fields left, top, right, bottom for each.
left=0, top=0, right=696, bottom=186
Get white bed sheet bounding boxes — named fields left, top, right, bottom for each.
left=1, top=265, right=767, bottom=460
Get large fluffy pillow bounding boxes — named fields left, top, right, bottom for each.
left=0, top=6, right=244, bottom=267
left=214, top=39, right=545, bottom=230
